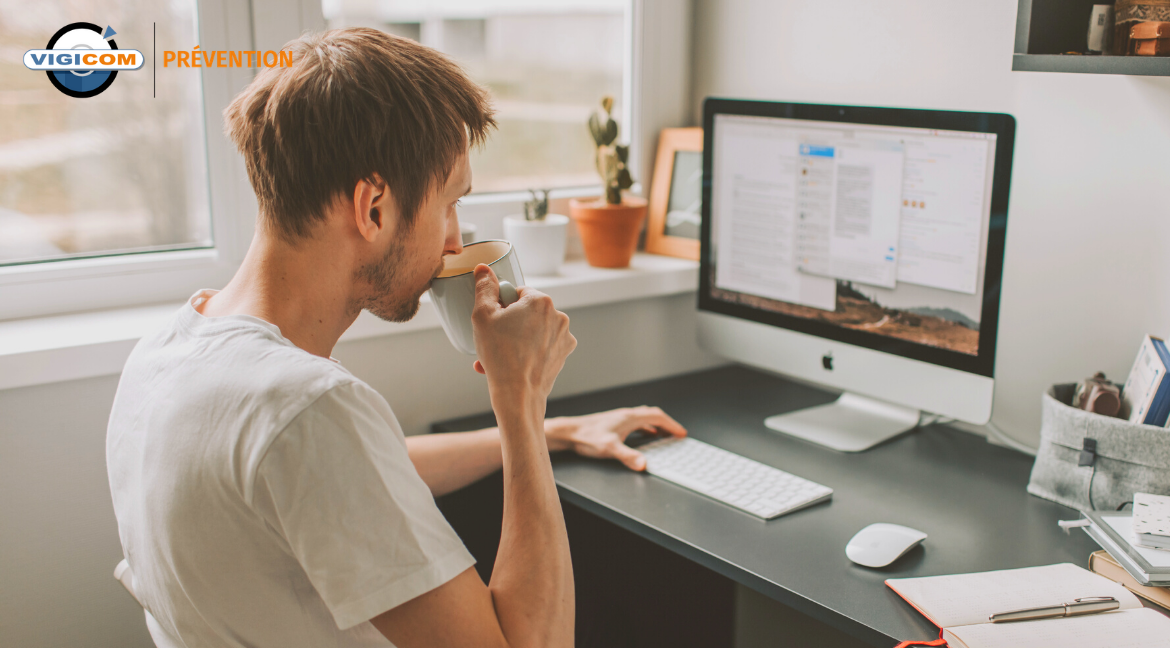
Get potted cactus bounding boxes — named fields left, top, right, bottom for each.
left=569, top=96, right=648, bottom=268
left=503, top=189, right=569, bottom=276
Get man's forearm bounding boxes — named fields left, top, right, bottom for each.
left=487, top=388, right=574, bottom=648
left=405, top=419, right=573, bottom=497
left=405, top=428, right=506, bottom=497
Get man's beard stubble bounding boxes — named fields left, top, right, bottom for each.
left=353, top=237, right=444, bottom=324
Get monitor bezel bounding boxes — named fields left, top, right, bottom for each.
left=698, top=98, right=1015, bottom=378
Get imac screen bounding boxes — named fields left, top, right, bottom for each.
left=706, top=113, right=998, bottom=358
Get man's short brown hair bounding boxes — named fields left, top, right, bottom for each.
left=224, top=28, right=495, bottom=241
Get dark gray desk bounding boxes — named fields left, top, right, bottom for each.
left=433, top=366, right=1100, bottom=647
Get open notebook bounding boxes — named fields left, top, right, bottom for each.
left=886, top=563, right=1170, bottom=648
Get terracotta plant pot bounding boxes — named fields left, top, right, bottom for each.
left=569, top=196, right=648, bottom=268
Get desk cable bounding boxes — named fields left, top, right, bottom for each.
left=1058, top=501, right=1135, bottom=533
left=917, top=413, right=954, bottom=427
left=917, top=414, right=1039, bottom=456
left=984, top=420, right=1037, bottom=455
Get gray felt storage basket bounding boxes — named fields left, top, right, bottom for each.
left=1027, top=384, right=1170, bottom=511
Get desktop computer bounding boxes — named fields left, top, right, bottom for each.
left=638, top=99, right=1014, bottom=518
left=696, top=98, right=1015, bottom=452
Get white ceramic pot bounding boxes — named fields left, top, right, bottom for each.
left=502, top=213, right=568, bottom=276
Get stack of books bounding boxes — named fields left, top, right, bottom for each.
left=1131, top=21, right=1170, bottom=56
left=1082, top=503, right=1170, bottom=612
left=1090, top=551, right=1170, bottom=610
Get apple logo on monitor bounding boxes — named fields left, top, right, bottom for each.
left=822, top=353, right=833, bottom=371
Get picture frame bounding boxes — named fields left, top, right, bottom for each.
left=645, top=127, right=703, bottom=260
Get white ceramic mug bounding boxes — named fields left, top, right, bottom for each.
left=428, top=240, right=524, bottom=355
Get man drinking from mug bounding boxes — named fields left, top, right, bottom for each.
left=105, top=28, right=686, bottom=648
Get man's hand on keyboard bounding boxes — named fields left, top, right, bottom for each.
left=545, top=406, right=688, bottom=471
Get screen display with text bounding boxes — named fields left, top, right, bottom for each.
left=708, top=114, right=996, bottom=356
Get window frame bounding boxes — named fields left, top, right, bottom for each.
left=0, top=0, right=259, bottom=321
left=1, top=0, right=693, bottom=322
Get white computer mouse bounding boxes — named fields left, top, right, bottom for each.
left=846, top=523, right=927, bottom=568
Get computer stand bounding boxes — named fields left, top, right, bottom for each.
left=763, top=392, right=921, bottom=452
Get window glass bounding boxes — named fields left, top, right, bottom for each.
left=323, top=0, right=628, bottom=194
left=0, top=1, right=211, bottom=266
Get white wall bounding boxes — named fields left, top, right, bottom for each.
left=693, top=0, right=1170, bottom=447
left=0, top=293, right=722, bottom=647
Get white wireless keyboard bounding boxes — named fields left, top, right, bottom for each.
left=639, top=437, right=833, bottom=520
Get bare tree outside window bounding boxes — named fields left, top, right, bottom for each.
left=0, top=1, right=210, bottom=266
left=323, top=0, right=627, bottom=194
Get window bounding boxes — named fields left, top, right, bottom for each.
left=2, top=0, right=689, bottom=322
left=0, top=2, right=210, bottom=266
left=322, top=0, right=629, bottom=194
left=0, top=0, right=255, bottom=321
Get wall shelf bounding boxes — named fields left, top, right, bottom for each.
left=1015, top=0, right=1170, bottom=76
left=1012, top=53, right=1170, bottom=76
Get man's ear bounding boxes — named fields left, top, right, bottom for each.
left=351, top=175, right=394, bottom=243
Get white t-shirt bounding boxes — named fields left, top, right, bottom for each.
left=107, top=290, right=475, bottom=647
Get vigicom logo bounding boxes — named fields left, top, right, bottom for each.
left=23, top=22, right=143, bottom=98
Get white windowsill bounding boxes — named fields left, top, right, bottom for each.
left=0, top=253, right=699, bottom=392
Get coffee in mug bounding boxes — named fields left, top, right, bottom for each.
left=428, top=239, right=524, bottom=355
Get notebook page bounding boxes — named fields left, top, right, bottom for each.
left=885, top=563, right=1141, bottom=628
left=943, top=608, right=1170, bottom=648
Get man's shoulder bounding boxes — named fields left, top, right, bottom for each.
left=112, top=311, right=390, bottom=491
left=128, top=310, right=361, bottom=403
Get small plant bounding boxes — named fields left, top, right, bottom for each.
left=587, top=95, right=634, bottom=205
left=523, top=189, right=550, bottom=221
